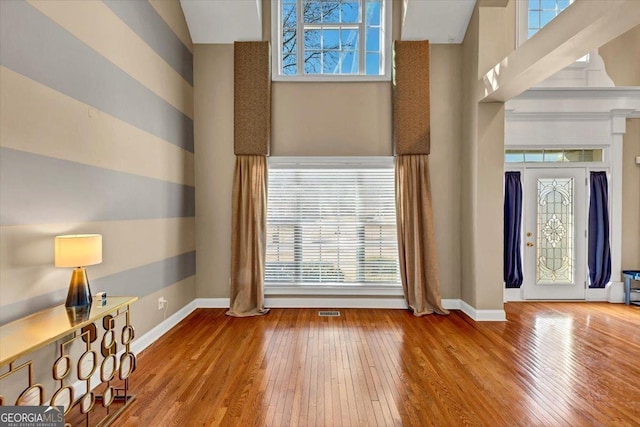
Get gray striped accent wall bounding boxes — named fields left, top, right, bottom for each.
left=0, top=0, right=195, bottom=329
left=0, top=0, right=194, bottom=152
left=0, top=147, right=195, bottom=225
left=0, top=252, right=196, bottom=325
left=103, top=0, right=194, bottom=85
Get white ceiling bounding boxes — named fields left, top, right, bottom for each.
left=180, top=0, right=262, bottom=44
left=402, top=0, right=476, bottom=43
left=180, top=0, right=476, bottom=44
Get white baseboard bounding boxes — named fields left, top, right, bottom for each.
left=264, top=297, right=408, bottom=309
left=441, top=299, right=461, bottom=310
left=130, top=299, right=199, bottom=355
left=503, top=284, right=625, bottom=303
left=585, top=288, right=607, bottom=301
left=193, top=297, right=230, bottom=308
left=503, top=288, right=524, bottom=302
left=195, top=297, right=474, bottom=315
left=606, top=281, right=624, bottom=303
left=460, top=300, right=507, bottom=321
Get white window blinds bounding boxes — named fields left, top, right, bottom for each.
left=266, top=158, right=401, bottom=287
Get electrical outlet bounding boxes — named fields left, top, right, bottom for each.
left=158, top=296, right=167, bottom=310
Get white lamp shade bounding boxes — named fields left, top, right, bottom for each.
left=55, top=234, right=102, bottom=268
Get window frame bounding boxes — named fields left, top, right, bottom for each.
left=516, top=0, right=589, bottom=64
left=504, top=148, right=606, bottom=164
left=265, top=156, right=403, bottom=297
left=516, top=0, right=574, bottom=47
left=271, top=0, right=392, bottom=82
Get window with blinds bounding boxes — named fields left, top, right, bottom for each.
left=266, top=157, right=401, bottom=289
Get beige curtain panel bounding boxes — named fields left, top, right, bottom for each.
left=227, top=155, right=270, bottom=317
left=234, top=41, right=271, bottom=156
left=393, top=40, right=431, bottom=156
left=395, top=155, right=449, bottom=316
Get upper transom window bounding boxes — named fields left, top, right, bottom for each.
left=505, top=149, right=604, bottom=163
left=273, top=0, right=391, bottom=80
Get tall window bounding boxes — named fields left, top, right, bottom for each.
left=273, top=0, right=390, bottom=79
left=265, top=158, right=401, bottom=290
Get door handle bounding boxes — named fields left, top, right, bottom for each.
left=527, top=242, right=534, bottom=247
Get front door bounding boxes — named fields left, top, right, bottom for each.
left=523, top=168, right=587, bottom=300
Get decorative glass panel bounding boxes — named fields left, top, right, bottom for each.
left=536, top=178, right=574, bottom=284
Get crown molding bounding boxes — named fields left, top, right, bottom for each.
left=505, top=111, right=612, bottom=121
left=512, top=87, right=640, bottom=100
left=506, top=88, right=640, bottom=120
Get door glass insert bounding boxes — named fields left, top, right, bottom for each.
left=536, top=178, right=574, bottom=284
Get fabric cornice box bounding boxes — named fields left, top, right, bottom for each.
left=393, top=40, right=431, bottom=156
left=234, top=41, right=271, bottom=156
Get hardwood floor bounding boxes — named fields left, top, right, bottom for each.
left=112, top=303, right=640, bottom=426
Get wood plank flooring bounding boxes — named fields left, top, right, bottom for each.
left=112, top=303, right=640, bottom=426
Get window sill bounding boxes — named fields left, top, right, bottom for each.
left=272, top=74, right=391, bottom=83
left=265, top=284, right=404, bottom=296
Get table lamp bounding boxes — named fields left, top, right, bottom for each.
left=55, top=234, right=102, bottom=308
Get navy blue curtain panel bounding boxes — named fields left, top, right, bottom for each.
left=504, top=172, right=524, bottom=288
left=588, top=172, right=611, bottom=288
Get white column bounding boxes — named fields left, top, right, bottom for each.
left=607, top=110, right=630, bottom=302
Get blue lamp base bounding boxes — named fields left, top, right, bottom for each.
left=65, top=267, right=93, bottom=308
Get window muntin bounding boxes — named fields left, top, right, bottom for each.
left=276, top=0, right=389, bottom=79
left=265, top=158, right=401, bottom=288
left=520, top=0, right=588, bottom=61
left=528, top=0, right=571, bottom=38
left=505, top=149, right=603, bottom=163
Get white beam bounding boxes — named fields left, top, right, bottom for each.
left=480, top=0, right=640, bottom=102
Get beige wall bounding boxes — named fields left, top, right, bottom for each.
left=600, top=25, right=640, bottom=87
left=194, top=44, right=235, bottom=298
left=461, top=6, right=480, bottom=308
left=461, top=2, right=512, bottom=310
left=477, top=3, right=513, bottom=310
left=193, top=0, right=462, bottom=300
left=430, top=45, right=463, bottom=298
left=193, top=43, right=463, bottom=299
left=622, top=119, right=640, bottom=269
left=193, top=44, right=463, bottom=299
left=272, top=82, right=392, bottom=156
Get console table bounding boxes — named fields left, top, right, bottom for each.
left=623, top=270, right=640, bottom=306
left=0, top=296, right=138, bottom=426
